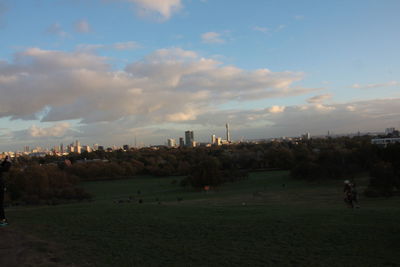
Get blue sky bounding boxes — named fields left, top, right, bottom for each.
left=0, top=0, right=400, bottom=151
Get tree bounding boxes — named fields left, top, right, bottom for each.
left=365, top=162, right=399, bottom=197
left=186, top=156, right=223, bottom=188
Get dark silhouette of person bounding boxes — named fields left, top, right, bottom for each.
left=343, top=180, right=354, bottom=208
left=343, top=180, right=360, bottom=209
left=0, top=156, right=12, bottom=226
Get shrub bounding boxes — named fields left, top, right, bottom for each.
left=5, top=164, right=91, bottom=204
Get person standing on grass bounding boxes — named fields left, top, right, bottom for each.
left=0, top=156, right=12, bottom=226
left=343, top=180, right=354, bottom=208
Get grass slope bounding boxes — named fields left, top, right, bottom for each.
left=7, top=171, right=400, bottom=266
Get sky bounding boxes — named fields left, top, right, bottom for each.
left=0, top=0, right=400, bottom=151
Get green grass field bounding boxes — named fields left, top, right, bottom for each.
left=7, top=171, right=400, bottom=266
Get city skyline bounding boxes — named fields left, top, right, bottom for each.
left=0, top=0, right=400, bottom=151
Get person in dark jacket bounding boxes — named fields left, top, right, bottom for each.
left=343, top=180, right=354, bottom=208
left=0, top=156, right=12, bottom=226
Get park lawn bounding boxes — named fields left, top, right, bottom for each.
left=7, top=171, right=400, bottom=267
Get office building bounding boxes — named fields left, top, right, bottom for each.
left=168, top=138, right=176, bottom=148
left=83, top=145, right=92, bottom=153
left=216, top=137, right=222, bottom=146
left=226, top=123, right=231, bottom=143
left=302, top=132, right=311, bottom=140
left=211, top=134, right=216, bottom=144
left=185, top=131, right=194, bottom=147
left=75, top=140, right=81, bottom=154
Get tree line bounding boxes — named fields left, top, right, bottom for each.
left=4, top=135, right=400, bottom=204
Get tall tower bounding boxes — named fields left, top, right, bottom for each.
left=167, top=138, right=176, bottom=148
left=226, top=123, right=230, bottom=143
left=185, top=131, right=194, bottom=147
left=75, top=140, right=81, bottom=154
left=211, top=134, right=216, bottom=144
left=179, top=137, right=185, bottom=147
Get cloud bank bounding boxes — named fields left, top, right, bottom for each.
left=74, top=19, right=91, bottom=33
left=126, top=0, right=182, bottom=20
left=2, top=47, right=399, bottom=148
left=352, top=81, right=399, bottom=89
left=201, top=32, right=225, bottom=44
left=0, top=47, right=304, bottom=125
left=29, top=123, right=71, bottom=138
left=307, top=93, right=332, bottom=103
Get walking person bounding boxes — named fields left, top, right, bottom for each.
left=0, top=156, right=12, bottom=226
left=343, top=180, right=354, bottom=208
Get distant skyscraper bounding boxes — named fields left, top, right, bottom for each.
left=191, top=140, right=197, bottom=148
left=93, top=144, right=99, bottom=151
left=185, top=131, right=194, bottom=147
left=179, top=137, right=184, bottom=147
left=211, top=134, right=216, bottom=144
left=83, top=145, right=92, bottom=152
left=302, top=132, right=311, bottom=140
left=385, top=127, right=396, bottom=135
left=75, top=140, right=81, bottom=154
left=216, top=137, right=222, bottom=146
left=226, top=123, right=231, bottom=142
left=167, top=139, right=176, bottom=148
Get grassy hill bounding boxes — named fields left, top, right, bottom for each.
left=7, top=171, right=400, bottom=266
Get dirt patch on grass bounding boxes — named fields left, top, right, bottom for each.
left=0, top=226, right=80, bottom=267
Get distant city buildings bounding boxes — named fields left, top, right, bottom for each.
left=216, top=137, right=222, bottom=146
left=372, top=127, right=400, bottom=147
left=83, top=145, right=92, bottom=153
left=371, top=138, right=400, bottom=147
left=179, top=137, right=184, bottom=148
left=385, top=127, right=396, bottom=135
left=12, top=123, right=400, bottom=157
left=211, top=134, right=216, bottom=144
left=167, top=138, right=176, bottom=148
left=75, top=140, right=81, bottom=154
left=302, top=132, right=311, bottom=140
left=185, top=131, right=194, bottom=147
left=226, top=123, right=231, bottom=143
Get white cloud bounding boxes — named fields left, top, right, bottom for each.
left=253, top=26, right=269, bottom=33
left=276, top=24, right=286, bottom=31
left=307, top=93, right=332, bottom=103
left=29, top=123, right=71, bottom=138
left=126, top=0, right=182, bottom=20
left=113, top=41, right=141, bottom=50
left=294, top=15, right=305, bottom=20
left=76, top=41, right=141, bottom=52
left=185, top=98, right=400, bottom=138
left=314, top=103, right=336, bottom=112
left=201, top=32, right=225, bottom=44
left=74, top=19, right=91, bottom=33
left=45, top=23, right=69, bottom=38
left=346, top=105, right=356, bottom=112
left=268, top=106, right=285, bottom=113
left=0, top=47, right=305, bottom=126
left=352, top=81, right=399, bottom=89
